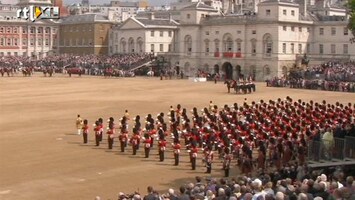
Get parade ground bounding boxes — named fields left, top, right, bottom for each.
left=0, top=74, right=354, bottom=200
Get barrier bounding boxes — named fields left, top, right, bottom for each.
left=307, top=137, right=355, bottom=163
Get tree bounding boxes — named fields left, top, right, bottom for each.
left=349, top=0, right=355, bottom=42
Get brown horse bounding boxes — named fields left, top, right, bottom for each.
left=22, top=67, right=32, bottom=77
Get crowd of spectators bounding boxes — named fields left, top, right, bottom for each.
left=98, top=168, right=355, bottom=200
left=266, top=61, right=355, bottom=92
left=0, top=53, right=153, bottom=71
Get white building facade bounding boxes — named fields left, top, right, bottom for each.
left=109, top=1, right=354, bottom=81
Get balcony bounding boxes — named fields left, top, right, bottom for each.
left=223, top=52, right=234, bottom=58
left=235, top=52, right=242, bottom=58
left=214, top=52, right=220, bottom=57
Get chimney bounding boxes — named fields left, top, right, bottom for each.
left=301, top=0, right=307, bottom=17
left=149, top=12, right=155, bottom=20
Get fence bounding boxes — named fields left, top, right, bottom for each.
left=307, top=136, right=355, bottom=162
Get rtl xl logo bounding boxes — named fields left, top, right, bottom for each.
left=17, top=6, right=60, bottom=22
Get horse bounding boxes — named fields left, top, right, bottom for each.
left=147, top=70, right=154, bottom=77
left=22, top=67, right=32, bottom=77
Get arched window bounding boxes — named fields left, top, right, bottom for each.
left=184, top=35, right=192, bottom=55
left=137, top=37, right=143, bottom=53
left=120, top=38, right=126, bottom=53
left=263, top=34, right=272, bottom=57
left=128, top=37, right=134, bottom=52
left=264, top=65, right=271, bottom=76
left=214, top=39, right=220, bottom=53
left=204, top=39, right=210, bottom=55
left=223, top=33, right=233, bottom=52
left=250, top=38, right=256, bottom=56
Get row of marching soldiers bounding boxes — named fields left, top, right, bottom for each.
left=76, top=103, right=234, bottom=177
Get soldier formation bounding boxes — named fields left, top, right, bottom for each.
left=76, top=97, right=355, bottom=179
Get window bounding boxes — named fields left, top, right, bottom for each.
left=291, top=10, right=295, bottom=16
left=331, top=27, right=336, bottom=36
left=150, top=44, right=154, bottom=52
left=237, top=30, right=241, bottom=34
left=343, top=44, right=348, bottom=54
left=283, top=9, right=287, bottom=15
left=159, top=31, right=163, bottom=37
left=298, top=44, right=302, bottom=54
left=290, top=43, right=294, bottom=54
left=331, top=44, right=336, bottom=54
left=291, top=26, right=294, bottom=31
left=307, top=27, right=310, bottom=32
left=187, top=14, right=190, bottom=19
left=22, top=27, right=27, bottom=33
left=45, top=27, right=49, bottom=34
left=160, top=44, right=163, bottom=52
left=319, top=44, right=323, bottom=54
left=282, top=43, right=286, bottom=53
left=168, top=44, right=172, bottom=52
left=252, top=30, right=256, bottom=34
left=236, top=41, right=241, bottom=52
left=168, top=31, right=172, bottom=37
left=30, top=38, right=34, bottom=46
left=205, top=31, right=209, bottom=35
left=38, top=27, right=42, bottom=34
left=215, top=31, right=219, bottom=35
left=13, top=27, right=17, bottom=33
left=14, top=38, right=18, bottom=46
left=307, top=44, right=310, bottom=53
left=7, top=27, right=11, bottom=33
left=319, top=28, right=324, bottom=35
left=298, top=27, right=302, bottom=32
left=283, top=26, right=287, bottom=31
left=150, top=31, right=154, bottom=37
left=22, top=38, right=27, bottom=46
left=266, top=9, right=271, bottom=16
left=0, top=38, right=4, bottom=46
left=0, top=27, right=3, bottom=33
left=30, top=27, right=35, bottom=33
left=251, top=40, right=256, bottom=56
left=344, top=27, right=348, bottom=35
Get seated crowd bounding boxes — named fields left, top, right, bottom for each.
left=0, top=53, right=153, bottom=71
left=77, top=97, right=354, bottom=199
left=266, top=61, right=355, bottom=93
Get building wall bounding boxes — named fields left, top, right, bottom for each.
left=59, top=22, right=112, bottom=55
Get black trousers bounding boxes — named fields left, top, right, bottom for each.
left=174, top=153, right=179, bottom=165
left=191, top=157, right=196, bottom=170
left=144, top=147, right=150, bottom=158
left=95, top=134, right=100, bottom=146
left=132, top=144, right=137, bottom=155
left=159, top=150, right=165, bottom=161
left=206, top=162, right=212, bottom=173
left=108, top=136, right=114, bottom=149
left=99, top=133, right=103, bottom=141
left=224, top=168, right=230, bottom=177
left=120, top=141, right=125, bottom=152
left=83, top=133, right=88, bottom=144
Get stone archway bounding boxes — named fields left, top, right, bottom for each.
left=250, top=65, right=256, bottom=80
left=222, top=62, right=233, bottom=80
left=236, top=65, right=242, bottom=79
left=214, top=64, right=219, bottom=74
left=282, top=66, right=288, bottom=78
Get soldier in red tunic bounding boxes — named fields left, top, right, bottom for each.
left=130, top=129, right=140, bottom=155
left=82, top=119, right=89, bottom=144
left=119, top=127, right=128, bottom=152
left=143, top=133, right=152, bottom=158
left=93, top=121, right=101, bottom=146
left=205, top=146, right=214, bottom=174
left=223, top=148, right=232, bottom=177
left=158, top=135, right=167, bottom=162
left=172, top=139, right=181, bottom=166
left=107, top=118, right=115, bottom=149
